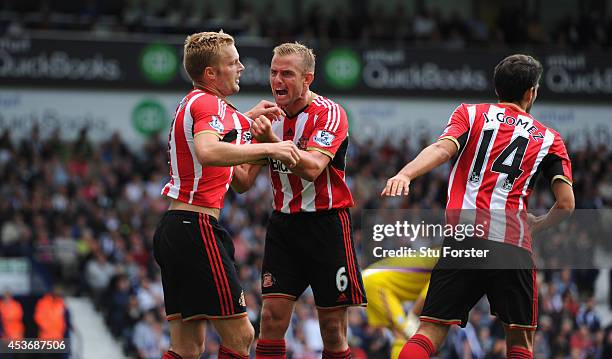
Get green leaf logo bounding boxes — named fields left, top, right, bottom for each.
left=140, top=44, right=179, bottom=84
left=324, top=48, right=361, bottom=90
left=132, top=99, right=168, bottom=136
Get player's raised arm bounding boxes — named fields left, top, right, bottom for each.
left=381, top=139, right=458, bottom=197
left=382, top=103, right=469, bottom=197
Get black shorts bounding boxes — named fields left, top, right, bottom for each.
left=421, top=237, right=537, bottom=330
left=153, top=210, right=247, bottom=321
left=261, top=209, right=367, bottom=308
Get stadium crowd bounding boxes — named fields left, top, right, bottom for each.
left=1, top=123, right=612, bottom=358
left=1, top=0, right=611, bottom=50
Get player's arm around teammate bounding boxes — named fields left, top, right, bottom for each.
left=194, top=126, right=299, bottom=168
left=155, top=31, right=301, bottom=359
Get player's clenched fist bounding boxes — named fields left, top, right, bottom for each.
left=381, top=174, right=411, bottom=196
left=269, top=141, right=300, bottom=168
left=247, top=100, right=285, bottom=121
left=252, top=115, right=275, bottom=142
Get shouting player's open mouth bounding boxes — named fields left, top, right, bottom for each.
left=275, top=88, right=288, bottom=97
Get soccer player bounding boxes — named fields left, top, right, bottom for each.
left=153, top=31, right=301, bottom=359
left=235, top=42, right=367, bottom=359
left=382, top=54, right=575, bottom=359
left=362, top=255, right=437, bottom=359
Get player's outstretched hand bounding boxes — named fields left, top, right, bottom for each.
left=252, top=115, right=275, bottom=143
left=270, top=141, right=300, bottom=168
left=381, top=174, right=411, bottom=196
left=248, top=100, right=285, bottom=121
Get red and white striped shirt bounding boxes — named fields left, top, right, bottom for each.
left=162, top=89, right=252, bottom=208
left=440, top=103, right=573, bottom=251
left=268, top=95, right=354, bottom=213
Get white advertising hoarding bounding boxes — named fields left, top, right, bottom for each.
left=0, top=258, right=31, bottom=295
left=1, top=89, right=610, bottom=148
left=342, top=97, right=612, bottom=148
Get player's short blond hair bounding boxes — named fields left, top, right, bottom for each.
left=273, top=42, right=315, bottom=73
left=183, top=31, right=235, bottom=82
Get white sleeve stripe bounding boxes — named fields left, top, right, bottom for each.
left=324, top=105, right=332, bottom=130
left=328, top=104, right=337, bottom=132
left=329, top=106, right=337, bottom=132
left=322, top=101, right=339, bottom=132
left=216, top=99, right=226, bottom=120
left=317, top=97, right=327, bottom=128
left=315, top=97, right=343, bottom=134
left=325, top=106, right=333, bottom=131
left=332, top=104, right=341, bottom=132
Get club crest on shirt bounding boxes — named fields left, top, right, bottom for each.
left=469, top=172, right=480, bottom=183
left=243, top=131, right=252, bottom=143
left=501, top=178, right=514, bottom=191
left=297, top=137, right=308, bottom=150
left=313, top=130, right=335, bottom=147
left=262, top=272, right=275, bottom=288
left=208, top=116, right=224, bottom=133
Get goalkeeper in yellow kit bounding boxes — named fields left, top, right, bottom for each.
left=362, top=254, right=438, bottom=359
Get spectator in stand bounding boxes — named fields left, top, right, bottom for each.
left=0, top=123, right=611, bottom=357
left=2, top=1, right=610, bottom=49
left=85, top=250, right=116, bottom=309
left=106, top=275, right=132, bottom=337
left=132, top=310, right=170, bottom=359
left=576, top=296, right=601, bottom=333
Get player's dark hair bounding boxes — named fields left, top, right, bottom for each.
left=493, top=54, right=543, bottom=103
